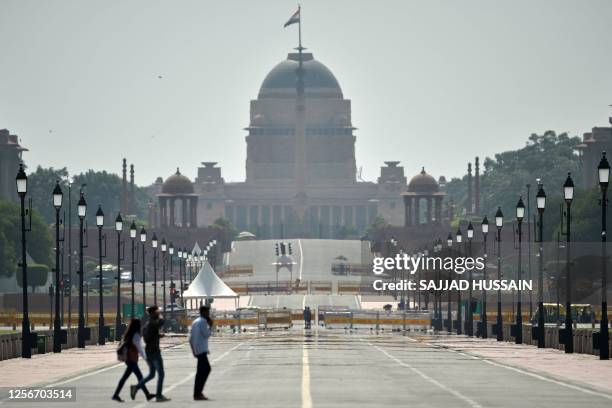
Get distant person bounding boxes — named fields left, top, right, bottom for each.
left=112, top=319, right=152, bottom=402
left=304, top=307, right=312, bottom=329
left=132, top=306, right=170, bottom=402
left=189, top=305, right=213, bottom=401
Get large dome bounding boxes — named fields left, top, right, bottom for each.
left=408, top=168, right=439, bottom=193
left=258, top=52, right=343, bottom=99
left=161, top=168, right=193, bottom=195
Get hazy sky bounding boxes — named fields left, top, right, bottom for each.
left=1, top=0, right=612, bottom=186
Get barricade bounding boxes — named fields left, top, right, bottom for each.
left=322, top=310, right=431, bottom=331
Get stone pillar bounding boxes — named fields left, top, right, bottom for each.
left=191, top=197, right=198, bottom=228
left=467, top=162, right=473, bottom=214
left=169, top=198, right=176, bottom=228
left=122, top=159, right=128, bottom=215
left=474, top=157, right=480, bottom=214
left=435, top=197, right=442, bottom=224
left=404, top=196, right=412, bottom=227
left=182, top=198, right=188, bottom=228
left=414, top=198, right=421, bottom=225
left=426, top=197, right=432, bottom=224
left=129, top=164, right=135, bottom=215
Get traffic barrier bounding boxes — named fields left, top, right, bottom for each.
left=322, top=310, right=431, bottom=330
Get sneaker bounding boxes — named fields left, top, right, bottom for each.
left=146, top=393, right=155, bottom=401
left=130, top=385, right=137, bottom=400
left=111, top=395, right=124, bottom=403
left=194, top=395, right=208, bottom=401
left=156, top=395, right=171, bottom=402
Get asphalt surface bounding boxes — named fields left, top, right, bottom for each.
left=248, top=294, right=361, bottom=310
left=2, top=327, right=611, bottom=408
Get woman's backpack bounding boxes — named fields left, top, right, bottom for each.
left=116, top=341, right=128, bottom=362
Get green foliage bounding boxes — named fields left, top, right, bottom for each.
left=0, top=201, right=53, bottom=278
left=16, top=263, right=50, bottom=292
left=26, top=166, right=152, bottom=225
left=364, top=216, right=387, bottom=241
left=445, top=131, right=581, bottom=222
left=212, top=217, right=237, bottom=238
left=337, top=225, right=359, bottom=239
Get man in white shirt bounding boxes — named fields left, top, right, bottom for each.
left=189, top=305, right=213, bottom=401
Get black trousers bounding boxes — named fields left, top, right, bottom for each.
left=194, top=353, right=211, bottom=397
left=113, top=361, right=149, bottom=397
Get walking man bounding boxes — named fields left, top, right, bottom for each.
left=189, top=305, right=213, bottom=401
left=133, top=306, right=170, bottom=402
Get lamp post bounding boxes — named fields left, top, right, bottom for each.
left=563, top=172, right=574, bottom=353
left=480, top=216, right=489, bottom=338
left=598, top=152, right=610, bottom=360
left=129, top=221, right=137, bottom=318
left=456, top=227, right=463, bottom=335
left=16, top=164, right=31, bottom=358
left=52, top=181, right=63, bottom=353
left=536, top=182, right=546, bottom=348
left=466, top=222, right=474, bottom=337
left=446, top=233, right=453, bottom=332
left=114, top=213, right=123, bottom=341
left=495, top=207, right=504, bottom=342
left=514, top=196, right=525, bottom=344
left=77, top=191, right=87, bottom=348
left=95, top=206, right=105, bottom=345
left=152, top=234, right=158, bottom=306
left=178, top=248, right=184, bottom=308
left=161, top=239, right=167, bottom=311
left=140, top=227, right=147, bottom=310
left=169, top=243, right=175, bottom=319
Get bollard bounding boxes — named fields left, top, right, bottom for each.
left=376, top=311, right=380, bottom=331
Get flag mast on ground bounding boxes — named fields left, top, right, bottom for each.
left=284, top=5, right=303, bottom=51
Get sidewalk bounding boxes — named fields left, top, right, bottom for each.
left=419, top=334, right=612, bottom=393
left=0, top=335, right=186, bottom=388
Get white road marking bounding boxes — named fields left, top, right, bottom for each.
left=45, top=362, right=124, bottom=387
left=368, top=341, right=482, bottom=408
left=133, top=341, right=246, bottom=408
left=302, top=343, right=312, bottom=408
left=298, top=239, right=304, bottom=281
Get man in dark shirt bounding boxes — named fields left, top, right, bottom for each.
left=132, top=306, right=169, bottom=402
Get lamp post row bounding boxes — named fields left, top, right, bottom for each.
left=14, top=167, right=204, bottom=357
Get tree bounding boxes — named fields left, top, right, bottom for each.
left=26, top=166, right=70, bottom=224
left=445, top=131, right=581, bottom=222
left=16, top=263, right=50, bottom=293
left=0, top=201, right=53, bottom=278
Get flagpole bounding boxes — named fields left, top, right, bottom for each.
left=298, top=4, right=302, bottom=51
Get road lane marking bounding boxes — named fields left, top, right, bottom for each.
left=302, top=343, right=312, bottom=408
left=367, top=341, right=483, bottom=408
left=298, top=239, right=304, bottom=281
left=418, top=337, right=612, bottom=402
left=133, top=341, right=246, bottom=408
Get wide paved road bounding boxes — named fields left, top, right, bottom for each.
left=2, top=328, right=611, bottom=408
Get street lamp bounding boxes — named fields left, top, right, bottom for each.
left=114, top=213, right=124, bottom=341
left=455, top=227, right=463, bottom=335
left=95, top=205, right=105, bottom=345
left=52, top=181, right=63, bottom=353
left=140, top=227, right=147, bottom=309
left=480, top=216, right=489, bottom=338
left=514, top=196, right=525, bottom=344
left=161, top=239, right=167, bottom=312
left=495, top=207, right=504, bottom=342
left=598, top=152, right=610, bottom=360
left=446, top=233, right=453, bottom=332
left=466, top=222, right=474, bottom=336
left=169, top=243, right=175, bottom=319
left=16, top=164, right=32, bottom=358
left=129, top=221, right=137, bottom=318
left=152, top=233, right=158, bottom=307
left=562, top=172, right=574, bottom=353
left=77, top=191, right=87, bottom=348
left=536, top=182, right=546, bottom=348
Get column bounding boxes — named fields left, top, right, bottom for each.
left=414, top=198, right=421, bottom=225
left=435, top=197, right=442, bottom=224
left=191, top=197, right=198, bottom=228
left=159, top=197, right=166, bottom=228
left=182, top=198, right=188, bottom=228
left=426, top=197, right=432, bottom=225
left=169, top=198, right=176, bottom=228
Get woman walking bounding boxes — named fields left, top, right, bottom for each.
left=112, top=319, right=153, bottom=402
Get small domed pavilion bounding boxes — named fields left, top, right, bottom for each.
left=402, top=168, right=446, bottom=226
left=158, top=168, right=199, bottom=228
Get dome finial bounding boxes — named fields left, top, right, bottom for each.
left=421, top=167, right=426, bottom=175
left=176, top=167, right=181, bottom=175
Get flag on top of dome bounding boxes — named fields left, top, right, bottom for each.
left=284, top=7, right=300, bottom=27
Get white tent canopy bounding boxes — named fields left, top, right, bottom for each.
left=183, top=261, right=238, bottom=299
